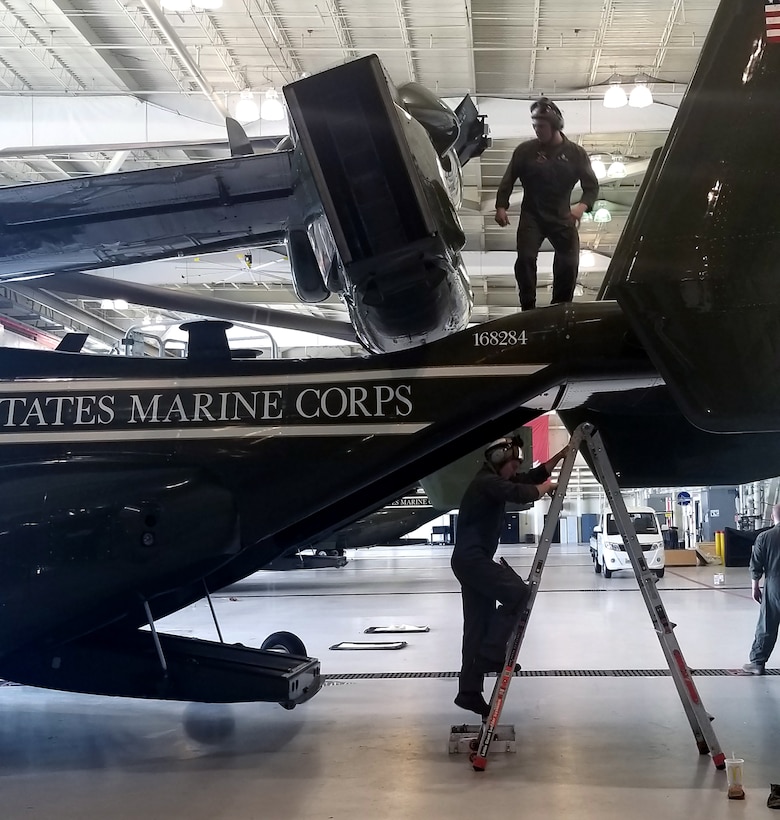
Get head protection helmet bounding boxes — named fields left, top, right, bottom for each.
left=485, top=437, right=524, bottom=468
left=530, top=97, right=564, bottom=131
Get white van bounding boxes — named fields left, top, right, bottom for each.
left=591, top=506, right=665, bottom=579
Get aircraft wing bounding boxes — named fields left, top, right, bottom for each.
left=0, top=151, right=293, bottom=278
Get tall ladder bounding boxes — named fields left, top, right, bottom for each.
left=470, top=422, right=726, bottom=772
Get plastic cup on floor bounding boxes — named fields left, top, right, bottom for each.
left=725, top=757, right=745, bottom=799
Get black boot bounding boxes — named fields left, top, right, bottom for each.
left=768, top=784, right=780, bottom=809
left=454, top=692, right=490, bottom=718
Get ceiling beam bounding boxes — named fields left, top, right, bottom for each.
left=586, top=0, right=616, bottom=90
left=247, top=0, right=304, bottom=84
left=117, top=1, right=196, bottom=95
left=0, top=53, right=31, bottom=91
left=528, top=0, right=541, bottom=91
left=0, top=157, right=45, bottom=183
left=139, top=0, right=230, bottom=119
left=48, top=0, right=141, bottom=92
left=391, top=0, right=417, bottom=83
left=21, top=156, right=70, bottom=179
left=10, top=283, right=127, bottom=348
left=0, top=1, right=85, bottom=91
left=192, top=9, right=250, bottom=91
left=320, top=0, right=358, bottom=62
left=652, top=0, right=685, bottom=77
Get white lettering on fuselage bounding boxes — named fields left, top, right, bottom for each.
left=0, top=384, right=413, bottom=429
left=295, top=384, right=412, bottom=419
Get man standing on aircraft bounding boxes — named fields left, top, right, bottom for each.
left=742, top=503, right=780, bottom=675
left=494, top=98, right=599, bottom=311
left=451, top=436, right=568, bottom=717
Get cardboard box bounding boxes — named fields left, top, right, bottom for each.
left=698, top=541, right=718, bottom=559
left=664, top=549, right=698, bottom=566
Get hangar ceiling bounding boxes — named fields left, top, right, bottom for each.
left=0, top=0, right=720, bottom=352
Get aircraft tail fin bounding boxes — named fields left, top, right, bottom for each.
left=598, top=147, right=661, bottom=300
left=608, top=0, right=780, bottom=433
left=225, top=116, right=254, bottom=157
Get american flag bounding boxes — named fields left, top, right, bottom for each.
left=768, top=1, right=780, bottom=41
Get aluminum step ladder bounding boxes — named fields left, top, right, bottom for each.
left=470, top=422, right=726, bottom=773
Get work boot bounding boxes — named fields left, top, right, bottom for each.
left=742, top=661, right=766, bottom=675
left=767, top=784, right=780, bottom=809
left=454, top=692, right=490, bottom=718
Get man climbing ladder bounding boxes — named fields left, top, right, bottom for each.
left=467, top=423, right=726, bottom=773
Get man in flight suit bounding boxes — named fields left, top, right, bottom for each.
left=451, top=436, right=568, bottom=717
left=742, top=503, right=780, bottom=674
left=495, top=98, right=599, bottom=311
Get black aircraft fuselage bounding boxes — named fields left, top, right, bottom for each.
left=0, top=303, right=654, bottom=702
left=6, top=296, right=780, bottom=704
left=1, top=0, right=780, bottom=711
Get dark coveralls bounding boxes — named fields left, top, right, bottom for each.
left=451, top=462, right=550, bottom=695
left=749, top=523, right=780, bottom=666
left=495, top=136, right=599, bottom=310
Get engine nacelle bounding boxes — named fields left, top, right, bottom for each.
left=284, top=55, right=474, bottom=353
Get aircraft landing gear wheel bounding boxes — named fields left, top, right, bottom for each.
left=603, top=566, right=612, bottom=578
left=280, top=701, right=296, bottom=711
left=594, top=558, right=601, bottom=574
left=654, top=568, right=665, bottom=579
left=260, top=630, right=307, bottom=656
left=469, top=739, right=478, bottom=751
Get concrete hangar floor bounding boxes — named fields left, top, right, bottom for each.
left=1, top=543, right=776, bottom=819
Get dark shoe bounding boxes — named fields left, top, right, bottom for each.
left=742, top=661, right=766, bottom=675
left=454, top=692, right=490, bottom=718
left=476, top=654, right=521, bottom=675
left=768, top=783, right=780, bottom=809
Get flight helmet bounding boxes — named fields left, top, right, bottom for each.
left=530, top=97, right=564, bottom=131
left=485, top=437, right=524, bottom=468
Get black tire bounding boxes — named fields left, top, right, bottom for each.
left=603, top=566, right=613, bottom=578
left=260, top=630, right=307, bottom=656
left=594, top=557, right=602, bottom=574
left=654, top=568, right=665, bottom=579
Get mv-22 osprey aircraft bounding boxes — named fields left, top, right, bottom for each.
left=0, top=0, right=779, bottom=711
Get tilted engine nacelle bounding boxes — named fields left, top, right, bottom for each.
left=284, top=55, right=479, bottom=353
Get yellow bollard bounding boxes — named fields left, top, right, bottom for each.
left=715, top=531, right=723, bottom=559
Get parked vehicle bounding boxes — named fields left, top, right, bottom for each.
left=590, top=506, right=665, bottom=579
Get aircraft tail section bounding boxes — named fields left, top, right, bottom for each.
left=608, top=0, right=780, bottom=433
left=559, top=386, right=780, bottom=488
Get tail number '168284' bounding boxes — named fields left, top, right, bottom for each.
left=473, top=330, right=527, bottom=347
